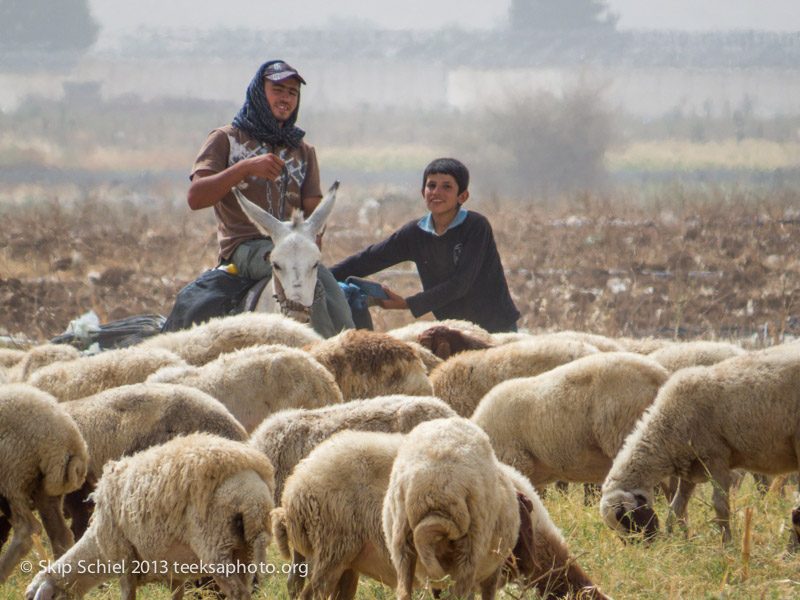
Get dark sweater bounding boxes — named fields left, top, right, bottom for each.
left=330, top=211, right=520, bottom=333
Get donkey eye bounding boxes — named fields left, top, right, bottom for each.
left=273, top=263, right=282, bottom=271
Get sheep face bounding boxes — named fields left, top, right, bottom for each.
left=25, top=573, right=63, bottom=600
left=789, top=506, right=800, bottom=551
left=600, top=489, right=659, bottom=541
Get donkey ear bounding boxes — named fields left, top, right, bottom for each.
left=304, top=181, right=339, bottom=236
left=232, top=187, right=290, bottom=245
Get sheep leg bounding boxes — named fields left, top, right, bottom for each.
left=33, top=491, right=74, bottom=558
left=0, top=500, right=40, bottom=583
left=299, top=556, right=351, bottom=600
left=666, top=479, right=696, bottom=535
left=119, top=572, right=140, bottom=600
left=333, top=568, right=359, bottom=600
left=288, top=549, right=308, bottom=598
left=708, top=466, right=732, bottom=543
left=583, top=483, right=601, bottom=505
left=169, top=577, right=186, bottom=600
left=395, top=543, right=417, bottom=600
left=478, top=567, right=501, bottom=600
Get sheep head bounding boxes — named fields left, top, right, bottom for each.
left=600, top=488, right=659, bottom=542
left=418, top=326, right=493, bottom=360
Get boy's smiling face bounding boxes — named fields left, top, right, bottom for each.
left=423, top=173, right=469, bottom=222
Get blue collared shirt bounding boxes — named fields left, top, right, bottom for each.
left=417, top=208, right=468, bottom=236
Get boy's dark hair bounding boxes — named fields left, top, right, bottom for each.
left=422, top=158, right=469, bottom=195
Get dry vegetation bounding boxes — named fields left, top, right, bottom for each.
left=2, top=96, right=800, bottom=599
left=1, top=179, right=800, bottom=348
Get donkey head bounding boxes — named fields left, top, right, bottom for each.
left=233, top=181, right=338, bottom=314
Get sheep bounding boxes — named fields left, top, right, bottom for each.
left=543, top=330, right=624, bottom=352
left=25, top=432, right=275, bottom=600
left=387, top=319, right=493, bottom=345
left=60, top=382, right=249, bottom=541
left=272, top=430, right=404, bottom=600
left=404, top=340, right=444, bottom=373
left=0, top=384, right=88, bottom=583
left=138, top=311, right=323, bottom=366
left=383, top=417, right=610, bottom=600
left=0, top=347, right=25, bottom=369
left=430, top=337, right=600, bottom=417
left=273, top=428, right=609, bottom=600
left=615, top=336, right=673, bottom=355
left=647, top=340, right=747, bottom=373
left=249, top=395, right=457, bottom=504
left=600, top=348, right=800, bottom=544
left=471, top=352, right=670, bottom=493
left=26, top=346, right=186, bottom=402
left=418, top=325, right=494, bottom=360
left=303, top=329, right=432, bottom=400
left=490, top=331, right=537, bottom=345
left=146, top=344, right=343, bottom=433
left=9, top=343, right=82, bottom=382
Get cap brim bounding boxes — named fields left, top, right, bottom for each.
left=265, top=72, right=307, bottom=85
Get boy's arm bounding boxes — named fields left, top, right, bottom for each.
left=329, top=225, right=412, bottom=281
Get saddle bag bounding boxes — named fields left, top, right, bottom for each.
left=161, top=269, right=260, bottom=332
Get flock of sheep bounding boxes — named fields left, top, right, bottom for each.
left=1, top=310, right=799, bottom=600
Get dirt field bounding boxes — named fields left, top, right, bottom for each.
left=2, top=181, right=800, bottom=348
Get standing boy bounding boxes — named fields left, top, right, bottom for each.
left=186, top=59, right=353, bottom=337
left=330, top=158, right=520, bottom=333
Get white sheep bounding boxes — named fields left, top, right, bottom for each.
left=383, top=417, right=609, bottom=600
left=601, top=348, right=800, bottom=543
left=0, top=384, right=88, bottom=583
left=615, top=336, right=672, bottom=355
left=404, top=340, right=444, bottom=373
left=26, top=346, right=186, bottom=402
left=61, top=382, right=249, bottom=540
left=430, top=336, right=600, bottom=417
left=273, top=428, right=609, bottom=600
left=647, top=340, right=747, bottom=373
left=386, top=319, right=493, bottom=345
left=25, top=433, right=275, bottom=600
left=0, top=347, right=25, bottom=369
left=383, top=417, right=518, bottom=600
left=542, top=330, right=624, bottom=352
left=147, top=344, right=343, bottom=433
left=249, top=395, right=457, bottom=503
left=490, top=331, right=537, bottom=345
left=8, top=343, right=82, bottom=382
left=138, top=311, right=322, bottom=366
left=303, top=329, right=432, bottom=400
left=471, top=352, right=670, bottom=491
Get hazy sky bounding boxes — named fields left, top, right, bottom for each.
left=88, top=0, right=800, bottom=39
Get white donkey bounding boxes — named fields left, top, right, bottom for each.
left=231, top=181, right=339, bottom=324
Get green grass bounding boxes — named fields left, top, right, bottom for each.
left=3, top=477, right=798, bottom=599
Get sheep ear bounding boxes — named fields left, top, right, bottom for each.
left=232, top=187, right=291, bottom=245
left=304, top=181, right=339, bottom=237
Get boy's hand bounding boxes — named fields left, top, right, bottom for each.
left=376, top=287, right=408, bottom=310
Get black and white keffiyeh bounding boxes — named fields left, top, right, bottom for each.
left=231, top=60, right=306, bottom=148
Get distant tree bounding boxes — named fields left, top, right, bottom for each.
left=0, top=0, right=99, bottom=52
left=509, top=0, right=618, bottom=32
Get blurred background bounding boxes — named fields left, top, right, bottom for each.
left=2, top=0, right=799, bottom=199
left=2, top=1, right=800, bottom=344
